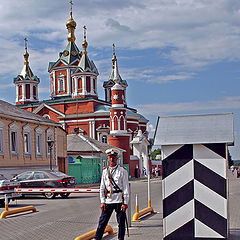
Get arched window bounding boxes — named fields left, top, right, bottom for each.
left=46, top=128, right=54, bottom=155
left=0, top=120, right=5, bottom=154
left=113, top=116, right=118, bottom=131
left=102, top=135, right=108, bottom=144
left=9, top=122, right=19, bottom=155
left=23, top=125, right=32, bottom=155
left=43, top=114, right=50, bottom=119
left=57, top=74, right=65, bottom=92
left=35, top=126, right=43, bottom=156
left=119, top=116, right=125, bottom=130
left=59, top=79, right=64, bottom=92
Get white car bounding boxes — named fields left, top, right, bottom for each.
left=0, top=174, right=21, bottom=207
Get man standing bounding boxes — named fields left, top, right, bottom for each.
left=94, top=148, right=129, bottom=240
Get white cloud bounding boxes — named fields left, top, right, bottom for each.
left=147, top=123, right=155, bottom=134
left=0, top=0, right=240, bottom=72
left=39, top=87, right=50, bottom=94
left=137, top=96, right=240, bottom=115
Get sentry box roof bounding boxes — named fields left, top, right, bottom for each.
left=154, top=113, right=234, bottom=146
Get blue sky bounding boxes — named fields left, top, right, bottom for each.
left=0, top=0, right=240, bottom=159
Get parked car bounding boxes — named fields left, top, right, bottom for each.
left=237, top=168, right=240, bottom=178
left=0, top=174, right=21, bottom=207
left=12, top=170, right=76, bottom=199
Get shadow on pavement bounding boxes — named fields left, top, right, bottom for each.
left=229, top=229, right=240, bottom=239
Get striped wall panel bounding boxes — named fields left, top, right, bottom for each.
left=162, top=143, right=227, bottom=240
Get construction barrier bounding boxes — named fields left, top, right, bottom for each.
left=74, top=224, right=116, bottom=240
left=15, top=187, right=100, bottom=193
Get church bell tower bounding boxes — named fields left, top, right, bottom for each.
left=14, top=38, right=40, bottom=105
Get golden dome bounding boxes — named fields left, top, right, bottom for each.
left=66, top=16, right=76, bottom=28
left=66, top=1, right=76, bottom=42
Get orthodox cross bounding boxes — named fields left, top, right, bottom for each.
left=70, top=0, right=73, bottom=17
left=24, top=37, right=28, bottom=51
left=83, top=25, right=87, bottom=40
left=113, top=43, right=116, bottom=56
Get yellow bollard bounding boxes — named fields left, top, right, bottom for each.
left=0, top=206, right=37, bottom=219
left=132, top=195, right=155, bottom=222
left=74, top=224, right=116, bottom=240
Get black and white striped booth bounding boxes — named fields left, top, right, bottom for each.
left=154, top=113, right=234, bottom=240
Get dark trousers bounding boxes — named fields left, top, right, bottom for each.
left=94, top=203, right=126, bottom=240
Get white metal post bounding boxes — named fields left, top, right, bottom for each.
left=148, top=169, right=151, bottom=207
left=128, top=183, right=131, bottom=227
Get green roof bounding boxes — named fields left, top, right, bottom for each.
left=76, top=53, right=98, bottom=74
left=60, top=41, right=81, bottom=65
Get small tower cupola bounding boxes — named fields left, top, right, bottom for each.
left=48, top=0, right=81, bottom=99
left=14, top=38, right=40, bottom=105
left=103, top=44, right=128, bottom=104
left=71, top=26, right=99, bottom=98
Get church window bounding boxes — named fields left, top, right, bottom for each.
left=33, top=85, right=37, bottom=99
left=113, top=116, right=118, bottom=131
left=119, top=116, right=125, bottom=130
left=57, top=74, right=65, bottom=92
left=78, top=78, right=82, bottom=91
left=93, top=78, right=96, bottom=93
left=58, top=79, right=64, bottom=92
left=86, top=76, right=91, bottom=92
left=26, top=84, right=30, bottom=99
left=102, top=135, right=108, bottom=144
left=18, top=85, right=22, bottom=99
left=43, top=114, right=50, bottom=119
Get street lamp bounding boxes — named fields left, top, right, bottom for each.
left=47, top=139, right=54, bottom=171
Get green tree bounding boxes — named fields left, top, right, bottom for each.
left=228, top=150, right=233, bottom=168
left=151, top=148, right=161, bottom=160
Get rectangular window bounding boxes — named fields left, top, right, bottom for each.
left=47, top=136, right=52, bottom=154
left=58, top=79, right=64, bottom=92
left=36, top=134, right=42, bottom=155
left=11, top=131, right=16, bottom=152
left=0, top=129, right=2, bottom=153
left=26, top=84, right=30, bottom=99
left=24, top=133, right=29, bottom=153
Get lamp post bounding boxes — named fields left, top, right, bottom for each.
left=47, top=139, right=54, bottom=171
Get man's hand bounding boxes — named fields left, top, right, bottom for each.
left=121, top=204, right=128, bottom=212
left=100, top=203, right=106, bottom=211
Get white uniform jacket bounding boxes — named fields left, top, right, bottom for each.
left=100, top=165, right=129, bottom=205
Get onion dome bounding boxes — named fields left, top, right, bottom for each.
left=76, top=26, right=98, bottom=74
left=66, top=0, right=76, bottom=42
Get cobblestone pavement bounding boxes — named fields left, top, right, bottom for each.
left=0, top=173, right=240, bottom=240
left=106, top=171, right=240, bottom=240
left=228, top=170, right=240, bottom=239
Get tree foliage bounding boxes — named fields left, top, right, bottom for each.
left=151, top=148, right=161, bottom=160
left=228, top=150, right=233, bottom=168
